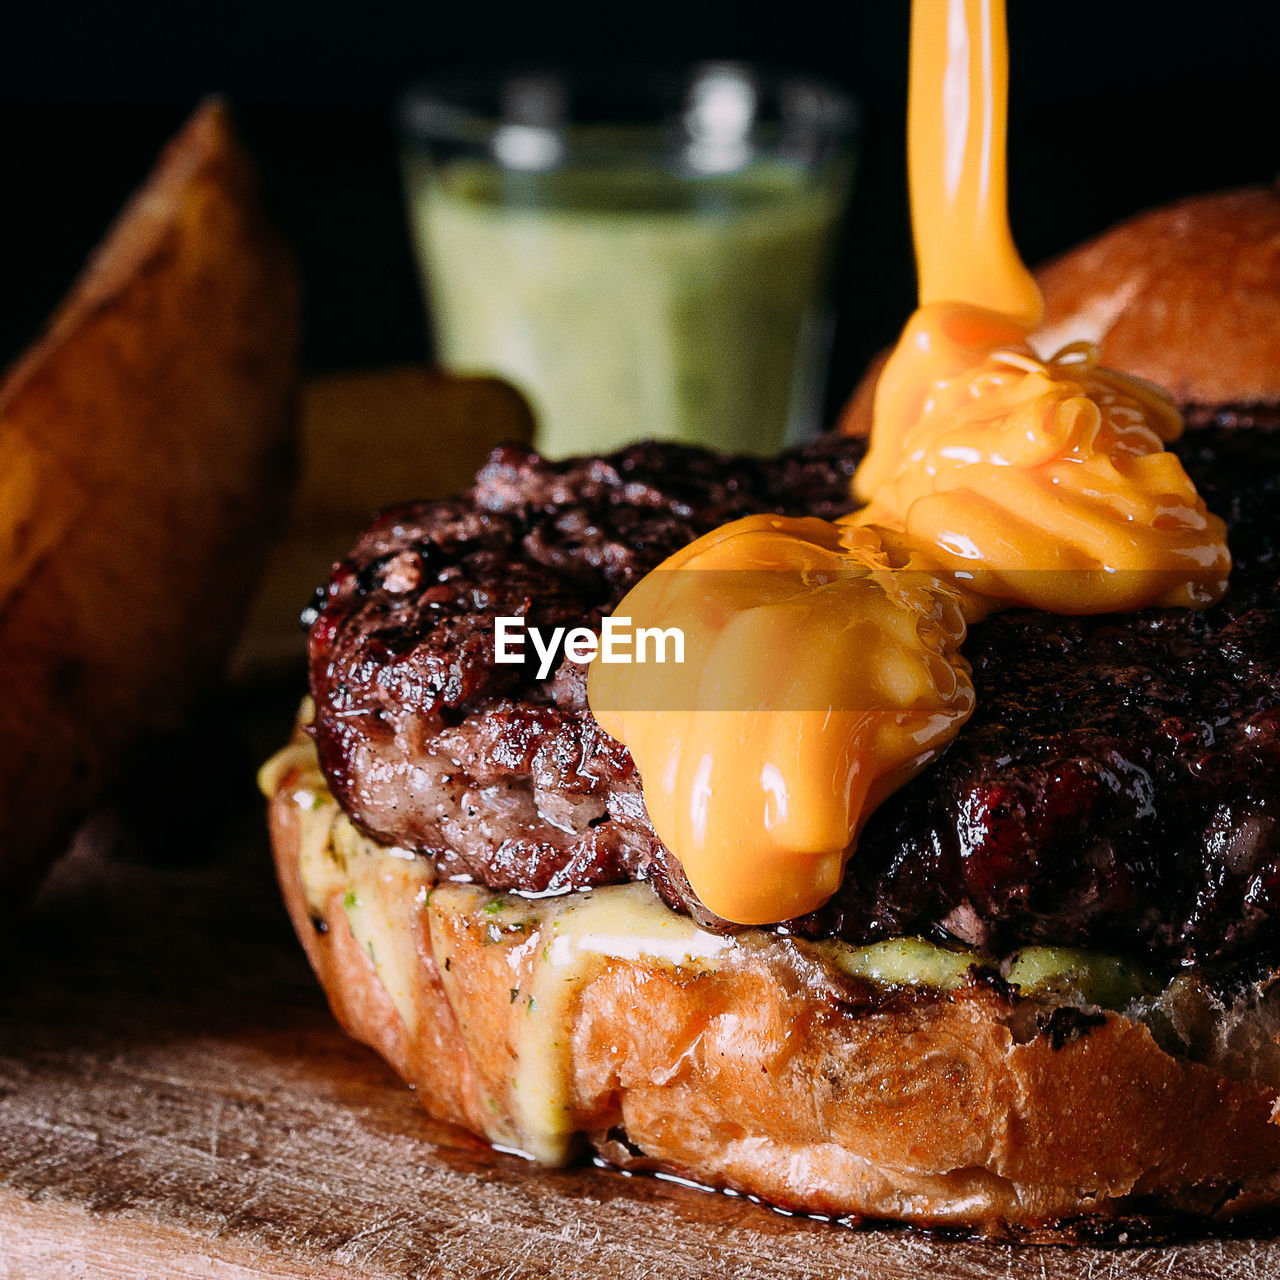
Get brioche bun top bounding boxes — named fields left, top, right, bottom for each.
left=1034, top=184, right=1280, bottom=405
left=840, top=184, right=1280, bottom=436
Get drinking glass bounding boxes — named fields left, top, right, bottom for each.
left=401, top=64, right=859, bottom=458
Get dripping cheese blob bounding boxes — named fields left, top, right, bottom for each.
left=588, top=0, right=1231, bottom=927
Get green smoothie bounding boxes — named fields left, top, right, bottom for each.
left=403, top=156, right=847, bottom=458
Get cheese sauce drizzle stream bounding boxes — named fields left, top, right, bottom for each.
left=588, top=0, right=1230, bottom=927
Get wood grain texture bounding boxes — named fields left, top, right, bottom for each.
left=1, top=745, right=1277, bottom=1280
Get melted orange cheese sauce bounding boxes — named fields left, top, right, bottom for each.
left=854, top=302, right=1229, bottom=614
left=591, top=516, right=974, bottom=924
left=588, top=0, right=1231, bottom=926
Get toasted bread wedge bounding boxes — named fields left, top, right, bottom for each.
left=0, top=98, right=298, bottom=898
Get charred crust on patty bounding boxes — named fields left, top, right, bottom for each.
left=1036, top=1006, right=1108, bottom=1050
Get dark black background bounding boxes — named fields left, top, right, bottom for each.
left=2, top=0, right=1276, bottom=419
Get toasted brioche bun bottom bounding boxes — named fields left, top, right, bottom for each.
left=266, top=748, right=1280, bottom=1239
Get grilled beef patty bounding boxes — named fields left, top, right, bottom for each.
left=308, top=409, right=1280, bottom=972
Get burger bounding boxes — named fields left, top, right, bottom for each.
left=261, top=185, right=1280, bottom=1238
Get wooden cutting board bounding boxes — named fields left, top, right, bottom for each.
left=2, top=692, right=1276, bottom=1280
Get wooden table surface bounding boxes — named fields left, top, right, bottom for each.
left=0, top=689, right=1276, bottom=1280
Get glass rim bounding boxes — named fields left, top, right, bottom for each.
left=399, top=61, right=862, bottom=152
